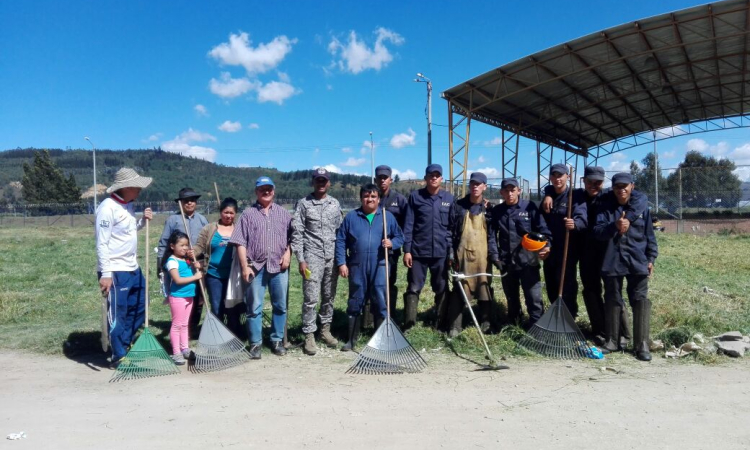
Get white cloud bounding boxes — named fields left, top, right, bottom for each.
left=162, top=128, right=218, bottom=162
left=477, top=155, right=486, bottom=163
left=342, top=157, right=367, bottom=167
left=248, top=123, right=260, bottom=129
left=361, top=139, right=376, bottom=155
left=661, top=150, right=677, bottom=159
left=208, top=32, right=296, bottom=75
left=728, top=143, right=750, bottom=165
left=194, top=104, right=208, bottom=116
left=686, top=138, right=709, bottom=153
left=218, top=120, right=242, bottom=132
left=209, top=72, right=258, bottom=98
left=610, top=152, right=626, bottom=161
left=328, top=27, right=404, bottom=74
left=390, top=128, right=416, bottom=149
left=256, top=79, right=299, bottom=104
left=314, top=164, right=343, bottom=174
left=326, top=84, right=333, bottom=91
left=392, top=168, right=417, bottom=180
left=472, top=167, right=502, bottom=179
left=654, top=125, right=687, bottom=138
left=341, top=147, right=353, bottom=153
left=146, top=133, right=162, bottom=142
left=481, top=136, right=502, bottom=147
left=733, top=166, right=750, bottom=181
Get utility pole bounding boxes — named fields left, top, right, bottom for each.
left=653, top=131, right=659, bottom=213
left=414, top=73, right=432, bottom=166
left=370, top=132, right=375, bottom=183
left=84, top=137, right=97, bottom=211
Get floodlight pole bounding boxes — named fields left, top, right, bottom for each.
left=653, top=131, right=659, bottom=213
left=415, top=73, right=432, bottom=166
left=85, top=137, right=97, bottom=211
left=370, top=132, right=375, bottom=183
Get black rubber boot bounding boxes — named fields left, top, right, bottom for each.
left=403, top=293, right=418, bottom=329
left=433, top=291, right=448, bottom=331
left=374, top=316, right=384, bottom=330
left=601, top=301, right=622, bottom=354
left=582, top=292, right=605, bottom=342
left=633, top=300, right=652, bottom=362
left=477, top=301, right=492, bottom=333
left=445, top=290, right=464, bottom=337
left=362, top=299, right=374, bottom=329
left=619, top=307, right=632, bottom=350
left=389, top=286, right=398, bottom=319
left=340, top=316, right=361, bottom=352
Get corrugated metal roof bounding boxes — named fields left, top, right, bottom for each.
left=442, top=0, right=750, bottom=157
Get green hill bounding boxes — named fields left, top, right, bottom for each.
left=0, top=148, right=386, bottom=203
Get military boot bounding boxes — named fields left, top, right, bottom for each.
left=633, top=300, right=652, bottom=362
left=600, top=301, right=622, bottom=354
left=445, top=290, right=464, bottom=338
left=403, top=293, right=418, bottom=329
left=340, top=316, right=361, bottom=352
left=303, top=332, right=317, bottom=356
left=319, top=322, right=338, bottom=348
left=363, top=300, right=374, bottom=329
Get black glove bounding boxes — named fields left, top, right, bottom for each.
left=156, top=257, right=163, bottom=276
left=491, top=259, right=503, bottom=272
left=447, top=253, right=458, bottom=272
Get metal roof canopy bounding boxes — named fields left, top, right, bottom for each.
left=442, top=0, right=750, bottom=194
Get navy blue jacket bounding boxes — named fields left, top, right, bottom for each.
left=593, top=193, right=658, bottom=276
left=335, top=207, right=404, bottom=267
left=541, top=186, right=587, bottom=259
left=403, top=188, right=454, bottom=258
left=489, top=199, right=552, bottom=269
left=380, top=189, right=408, bottom=230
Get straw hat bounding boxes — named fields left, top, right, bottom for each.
left=106, top=168, right=153, bottom=194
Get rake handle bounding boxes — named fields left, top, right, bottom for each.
left=557, top=166, right=575, bottom=299
left=145, top=216, right=149, bottom=327
left=178, top=200, right=210, bottom=303
left=451, top=272, right=495, bottom=362
left=382, top=206, right=390, bottom=320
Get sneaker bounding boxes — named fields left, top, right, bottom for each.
left=182, top=348, right=196, bottom=361
left=172, top=353, right=186, bottom=366
left=108, top=358, right=122, bottom=370
left=249, top=344, right=261, bottom=360
left=271, top=341, right=287, bottom=356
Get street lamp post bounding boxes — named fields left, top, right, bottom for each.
left=369, top=132, right=375, bottom=183
left=414, top=73, right=432, bottom=166
left=84, top=137, right=97, bottom=210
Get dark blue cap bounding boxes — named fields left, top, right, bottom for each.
left=550, top=163, right=568, bottom=175
left=501, top=178, right=519, bottom=188
left=611, top=172, right=633, bottom=185
left=425, top=164, right=443, bottom=176
left=469, top=172, right=487, bottom=184
left=375, top=165, right=392, bottom=177
left=583, top=166, right=605, bottom=181
left=255, top=176, right=275, bottom=188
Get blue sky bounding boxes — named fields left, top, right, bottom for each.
left=2, top=0, right=749, bottom=184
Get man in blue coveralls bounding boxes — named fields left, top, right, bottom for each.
left=336, top=184, right=404, bottom=352
left=594, top=173, right=658, bottom=361
left=402, top=164, right=454, bottom=329
left=376, top=165, right=408, bottom=320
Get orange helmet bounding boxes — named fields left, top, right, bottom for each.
left=521, top=232, right=548, bottom=252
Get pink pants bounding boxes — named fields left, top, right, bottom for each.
left=168, top=296, right=194, bottom=355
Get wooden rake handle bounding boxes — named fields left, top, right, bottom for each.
left=382, top=206, right=390, bottom=320
left=177, top=200, right=209, bottom=301
left=557, top=165, right=575, bottom=298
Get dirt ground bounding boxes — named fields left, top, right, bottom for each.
left=1, top=349, right=748, bottom=450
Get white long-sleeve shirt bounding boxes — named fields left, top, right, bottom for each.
left=95, top=194, right=145, bottom=278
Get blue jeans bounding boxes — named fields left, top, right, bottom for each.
left=245, top=267, right=288, bottom=345
left=205, top=274, right=229, bottom=317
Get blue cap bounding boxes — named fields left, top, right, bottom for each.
left=583, top=166, right=605, bottom=181
left=425, top=164, right=443, bottom=176
left=501, top=178, right=519, bottom=188
left=375, top=165, right=392, bottom=177
left=255, top=176, right=275, bottom=188
left=550, top=163, right=568, bottom=175
left=611, top=172, right=633, bottom=185
left=469, top=172, right=487, bottom=184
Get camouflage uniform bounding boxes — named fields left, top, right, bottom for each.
left=291, top=194, right=343, bottom=334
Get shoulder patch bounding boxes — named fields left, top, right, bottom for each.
left=99, top=219, right=110, bottom=228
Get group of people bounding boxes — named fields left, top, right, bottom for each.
left=95, top=160, right=658, bottom=369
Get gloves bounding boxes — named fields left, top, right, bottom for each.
left=447, top=253, right=458, bottom=272
left=491, top=259, right=503, bottom=272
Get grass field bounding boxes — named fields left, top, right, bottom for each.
left=0, top=226, right=748, bottom=364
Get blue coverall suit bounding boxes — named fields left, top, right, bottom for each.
left=403, top=188, right=454, bottom=297
left=541, top=187, right=587, bottom=317
left=489, top=199, right=552, bottom=325
left=335, top=208, right=404, bottom=319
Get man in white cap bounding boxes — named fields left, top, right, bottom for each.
left=95, top=167, right=153, bottom=369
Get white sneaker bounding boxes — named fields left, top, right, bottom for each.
left=172, top=353, right=186, bottom=366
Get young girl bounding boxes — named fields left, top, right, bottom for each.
left=163, top=231, right=203, bottom=365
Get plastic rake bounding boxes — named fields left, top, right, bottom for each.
left=517, top=165, right=591, bottom=359
left=111, top=219, right=180, bottom=382
left=347, top=207, right=426, bottom=375
left=178, top=200, right=252, bottom=373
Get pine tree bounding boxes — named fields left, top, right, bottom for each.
left=21, top=150, right=82, bottom=203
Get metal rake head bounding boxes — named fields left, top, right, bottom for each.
left=347, top=318, right=426, bottom=375
left=192, top=311, right=252, bottom=373
left=517, top=298, right=590, bottom=360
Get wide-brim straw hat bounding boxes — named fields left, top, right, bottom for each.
left=106, top=168, right=153, bottom=194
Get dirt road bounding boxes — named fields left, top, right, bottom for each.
left=1, top=349, right=748, bottom=450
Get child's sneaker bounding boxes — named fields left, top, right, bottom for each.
left=172, top=353, right=186, bottom=365
left=182, top=348, right=196, bottom=361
